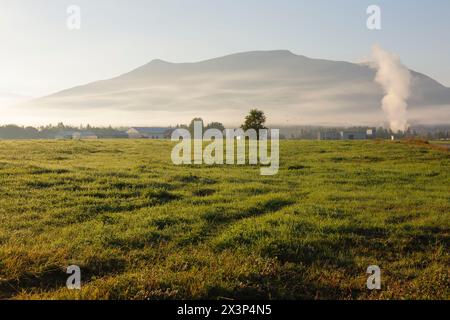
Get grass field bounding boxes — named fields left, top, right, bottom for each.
left=0, top=139, right=448, bottom=300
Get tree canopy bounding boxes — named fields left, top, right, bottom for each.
left=241, top=109, right=267, bottom=133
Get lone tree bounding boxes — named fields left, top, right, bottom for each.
left=241, top=109, right=267, bottom=137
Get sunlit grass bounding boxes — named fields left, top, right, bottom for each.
left=0, top=139, right=448, bottom=299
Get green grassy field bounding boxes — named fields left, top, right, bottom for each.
left=0, top=139, right=448, bottom=300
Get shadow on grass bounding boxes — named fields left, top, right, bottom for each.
left=178, top=198, right=294, bottom=247
left=204, top=265, right=364, bottom=300
left=0, top=256, right=127, bottom=299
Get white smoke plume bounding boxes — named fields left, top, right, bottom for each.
left=371, top=44, right=411, bottom=132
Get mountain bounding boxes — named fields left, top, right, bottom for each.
left=24, top=50, right=450, bottom=126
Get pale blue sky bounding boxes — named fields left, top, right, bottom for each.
left=1, top=0, right=449, bottom=100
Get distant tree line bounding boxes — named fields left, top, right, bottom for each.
left=0, top=115, right=449, bottom=140
left=282, top=125, right=450, bottom=140
left=174, top=118, right=226, bottom=135
left=179, top=109, right=267, bottom=136
left=0, top=123, right=128, bottom=139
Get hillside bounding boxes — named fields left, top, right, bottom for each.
left=25, top=50, right=450, bottom=126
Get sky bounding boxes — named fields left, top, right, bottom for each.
left=0, top=0, right=449, bottom=119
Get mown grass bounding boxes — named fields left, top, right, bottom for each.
left=0, top=139, right=448, bottom=300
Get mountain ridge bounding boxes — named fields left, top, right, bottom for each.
left=24, top=50, right=450, bottom=126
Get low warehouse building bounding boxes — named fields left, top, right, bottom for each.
left=127, top=127, right=171, bottom=139
left=340, top=131, right=367, bottom=140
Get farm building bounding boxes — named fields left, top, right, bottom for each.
left=127, top=127, right=171, bottom=139
left=318, top=131, right=341, bottom=140
left=55, top=130, right=77, bottom=139
left=340, top=131, right=367, bottom=140
left=55, top=130, right=98, bottom=140
left=366, top=128, right=377, bottom=138
left=72, top=131, right=98, bottom=140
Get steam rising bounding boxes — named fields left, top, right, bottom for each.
left=372, top=45, right=411, bottom=132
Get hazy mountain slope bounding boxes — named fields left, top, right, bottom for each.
left=26, top=50, right=450, bottom=126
